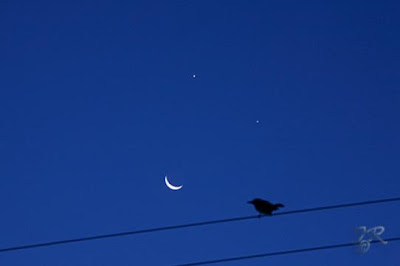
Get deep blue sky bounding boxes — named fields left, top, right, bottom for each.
left=1, top=0, right=399, bottom=265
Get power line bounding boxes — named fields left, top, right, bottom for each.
left=0, top=196, right=399, bottom=253
left=174, top=237, right=400, bottom=266
left=273, top=197, right=400, bottom=216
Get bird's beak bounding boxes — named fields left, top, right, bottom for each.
left=247, top=201, right=252, bottom=204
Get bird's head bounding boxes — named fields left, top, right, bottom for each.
left=248, top=198, right=262, bottom=205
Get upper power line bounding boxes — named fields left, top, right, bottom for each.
left=0, top=196, right=399, bottom=253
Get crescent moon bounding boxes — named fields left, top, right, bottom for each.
left=165, top=176, right=183, bottom=190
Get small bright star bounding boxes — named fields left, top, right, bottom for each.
left=192, top=74, right=196, bottom=78
left=256, top=120, right=260, bottom=123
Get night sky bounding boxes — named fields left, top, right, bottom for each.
left=1, top=0, right=399, bottom=265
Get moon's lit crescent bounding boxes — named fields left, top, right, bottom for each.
left=165, top=176, right=183, bottom=190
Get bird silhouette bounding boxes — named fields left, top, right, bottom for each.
left=248, top=198, right=284, bottom=216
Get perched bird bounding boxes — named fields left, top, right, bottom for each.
left=248, top=198, right=284, bottom=216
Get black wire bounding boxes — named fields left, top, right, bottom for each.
left=274, top=197, right=400, bottom=216
left=0, top=196, right=399, bottom=253
left=174, top=237, right=400, bottom=266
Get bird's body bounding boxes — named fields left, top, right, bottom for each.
left=248, top=198, right=284, bottom=216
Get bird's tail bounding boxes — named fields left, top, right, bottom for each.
left=275, top=203, right=285, bottom=208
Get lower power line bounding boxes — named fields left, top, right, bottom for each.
left=174, top=237, right=400, bottom=266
